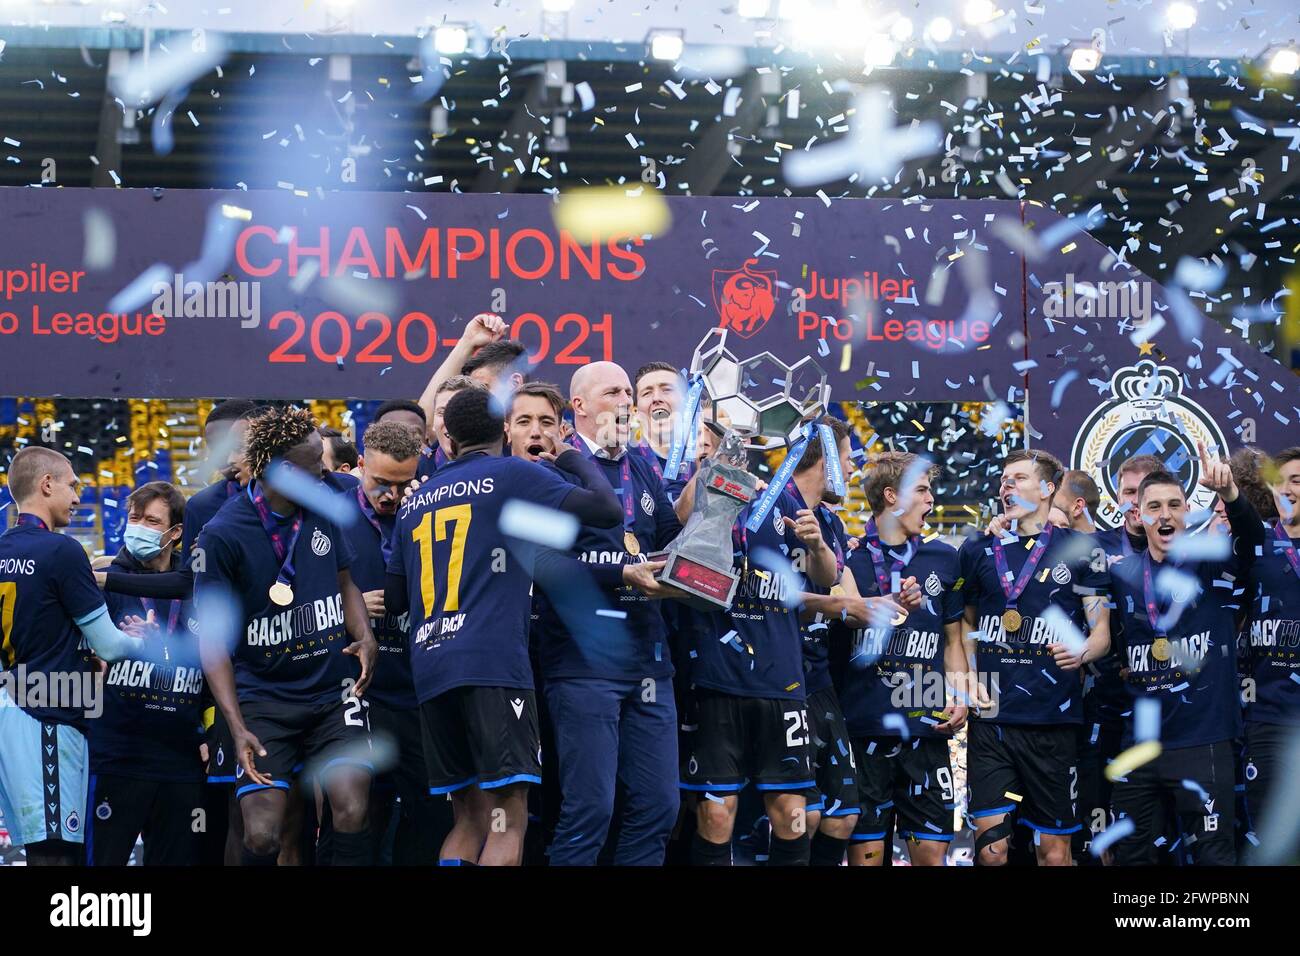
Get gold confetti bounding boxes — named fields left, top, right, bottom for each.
left=1105, top=741, right=1162, bottom=782
left=552, top=185, right=671, bottom=245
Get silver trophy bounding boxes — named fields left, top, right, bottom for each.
left=656, top=329, right=830, bottom=610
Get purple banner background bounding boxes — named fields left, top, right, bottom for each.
left=0, top=189, right=1023, bottom=400
left=0, top=188, right=1295, bottom=497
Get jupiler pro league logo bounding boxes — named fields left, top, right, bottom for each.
left=1071, top=360, right=1227, bottom=531
left=713, top=259, right=777, bottom=339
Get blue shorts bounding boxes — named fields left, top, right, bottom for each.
left=0, top=696, right=88, bottom=847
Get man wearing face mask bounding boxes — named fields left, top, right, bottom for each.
left=95, top=401, right=267, bottom=602
left=87, top=481, right=207, bottom=865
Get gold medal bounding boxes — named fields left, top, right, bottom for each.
left=1151, top=637, right=1171, bottom=662
left=1002, top=609, right=1023, bottom=633
left=890, top=609, right=908, bottom=627
left=268, top=581, right=294, bottom=606
left=624, top=531, right=641, bottom=555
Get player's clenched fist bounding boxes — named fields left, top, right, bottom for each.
left=463, top=312, right=507, bottom=349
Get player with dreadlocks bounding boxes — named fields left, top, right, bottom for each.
left=194, top=406, right=379, bottom=867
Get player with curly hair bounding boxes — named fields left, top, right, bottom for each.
left=193, top=405, right=380, bottom=867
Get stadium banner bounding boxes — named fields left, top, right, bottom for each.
left=0, top=190, right=1023, bottom=400
left=0, top=188, right=1295, bottom=507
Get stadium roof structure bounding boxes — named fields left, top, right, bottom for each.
left=0, top=25, right=1296, bottom=369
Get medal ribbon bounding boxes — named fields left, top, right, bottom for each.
left=1273, top=520, right=1300, bottom=578
left=665, top=373, right=705, bottom=481
left=574, top=437, right=637, bottom=533
left=746, top=423, right=814, bottom=533
left=1141, top=552, right=1168, bottom=638
left=248, top=481, right=303, bottom=590
left=819, top=424, right=847, bottom=500
left=138, top=596, right=183, bottom=635
left=629, top=439, right=666, bottom=485
left=15, top=513, right=50, bottom=531
left=862, top=518, right=916, bottom=597
left=990, top=524, right=1053, bottom=612
left=355, top=485, right=394, bottom=566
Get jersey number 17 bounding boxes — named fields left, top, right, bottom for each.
left=411, top=504, right=472, bottom=616
left=0, top=582, right=16, bottom=668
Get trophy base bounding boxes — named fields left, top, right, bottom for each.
left=657, top=551, right=739, bottom=610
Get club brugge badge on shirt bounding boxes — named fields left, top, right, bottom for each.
left=1052, top=562, right=1072, bottom=584
left=773, top=504, right=784, bottom=533
left=925, top=571, right=942, bottom=596
left=96, top=799, right=112, bottom=821
left=311, top=528, right=331, bottom=556
left=641, top=490, right=655, bottom=515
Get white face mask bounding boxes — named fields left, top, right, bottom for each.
left=124, top=523, right=175, bottom=561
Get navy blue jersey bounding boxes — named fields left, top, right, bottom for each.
left=322, top=470, right=361, bottom=493
left=93, top=549, right=205, bottom=782
left=957, top=526, right=1109, bottom=725
left=193, top=489, right=357, bottom=706
left=338, top=486, right=415, bottom=711
left=692, top=490, right=808, bottom=702
left=842, top=535, right=963, bottom=738
left=1083, top=528, right=1139, bottom=726
left=0, top=518, right=105, bottom=728
left=415, top=445, right=444, bottom=484
left=1092, top=526, right=1146, bottom=560
left=1111, top=496, right=1263, bottom=748
left=390, top=452, right=577, bottom=703
left=1243, top=525, right=1299, bottom=726
left=636, top=445, right=691, bottom=505
left=181, top=479, right=240, bottom=570
left=534, top=451, right=681, bottom=681
left=785, top=482, right=847, bottom=696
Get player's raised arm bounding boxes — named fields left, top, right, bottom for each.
left=98, top=567, right=192, bottom=600
left=1198, top=440, right=1267, bottom=566
left=672, top=468, right=700, bottom=525
left=416, top=313, right=506, bottom=421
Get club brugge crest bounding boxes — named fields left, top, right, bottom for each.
left=311, top=528, right=331, bottom=556
left=713, top=259, right=777, bottom=339
left=1071, top=360, right=1227, bottom=530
